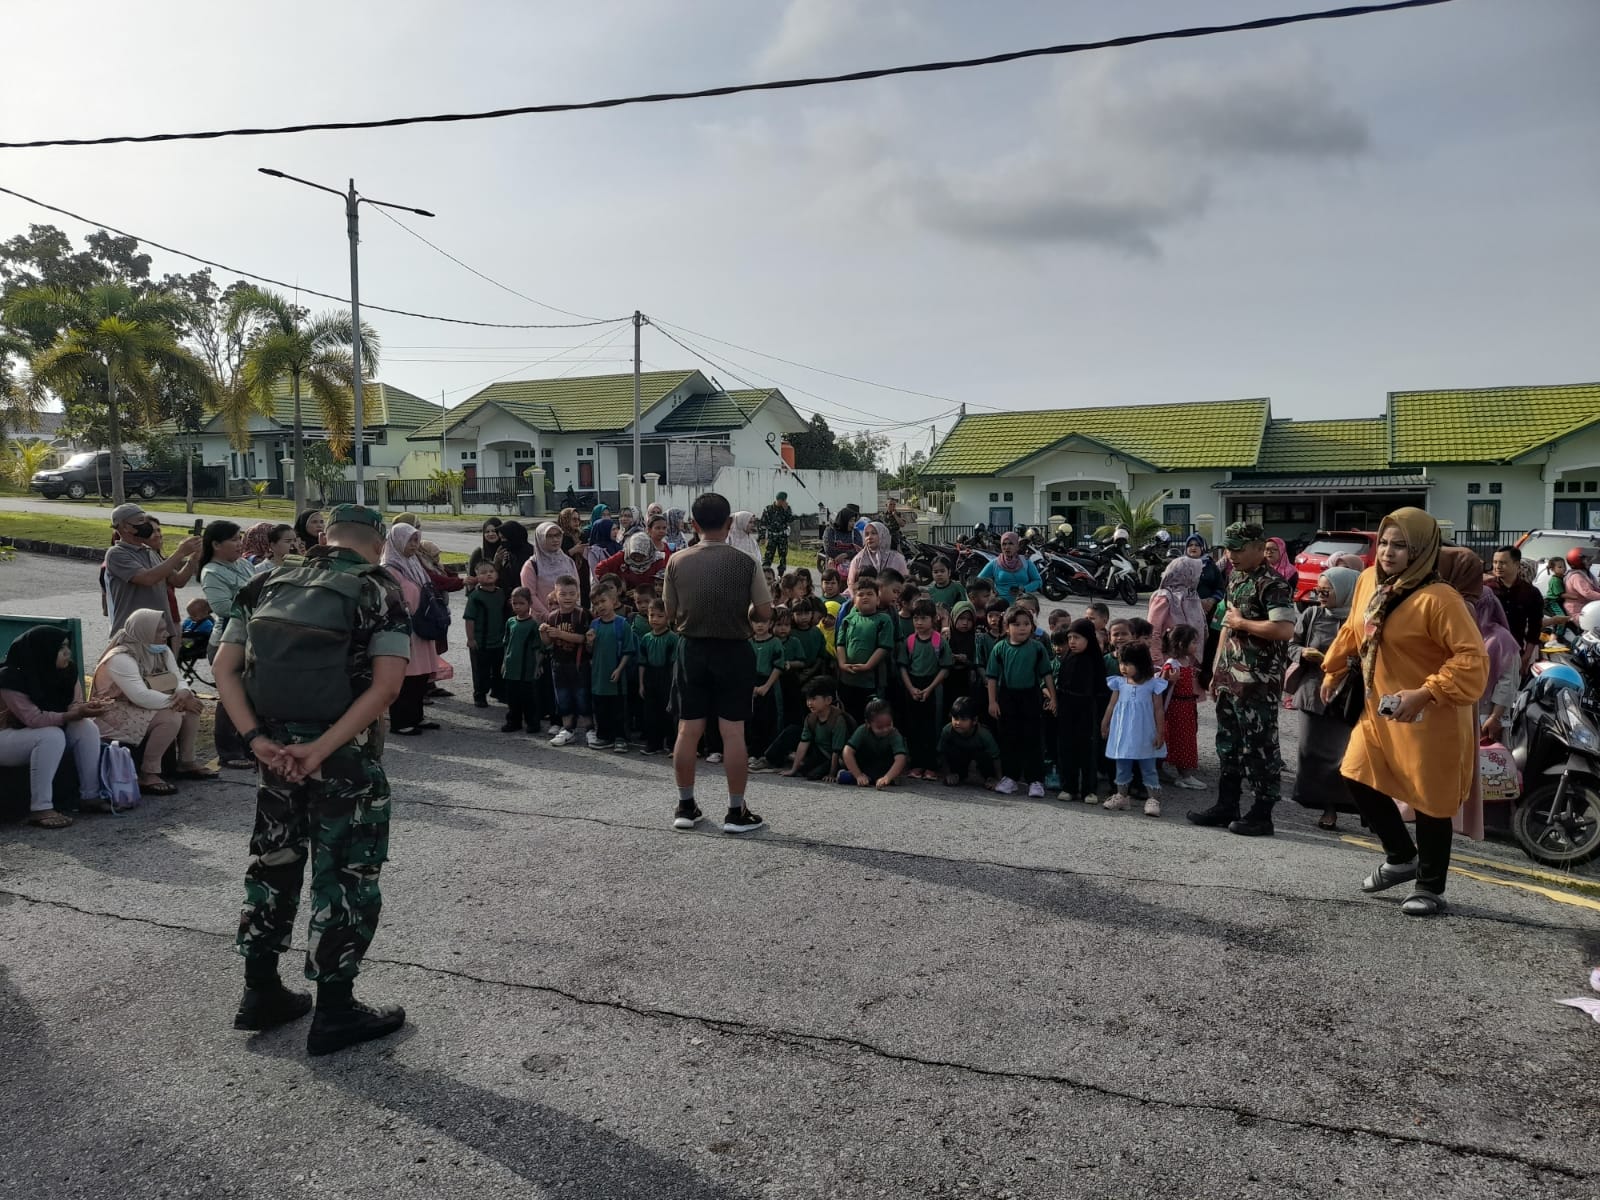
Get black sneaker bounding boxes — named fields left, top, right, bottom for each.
left=306, top=999, right=406, bottom=1057
left=673, top=802, right=703, bottom=831
left=233, top=984, right=312, bottom=1031
left=474, top=698, right=489, bottom=709
left=722, top=807, right=765, bottom=834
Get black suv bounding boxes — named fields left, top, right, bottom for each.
left=30, top=451, right=181, bottom=501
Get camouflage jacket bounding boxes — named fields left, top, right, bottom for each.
left=1214, top=565, right=1296, bottom=697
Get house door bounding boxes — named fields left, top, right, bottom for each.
left=462, top=463, right=477, bottom=489
left=578, top=461, right=595, bottom=490
left=987, top=506, right=1012, bottom=530
left=1163, top=503, right=1190, bottom=532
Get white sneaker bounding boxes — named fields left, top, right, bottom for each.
left=1103, top=793, right=1130, bottom=811
left=707, top=752, right=723, bottom=763
left=1056, top=791, right=1075, bottom=802
left=1027, top=781, right=1045, bottom=799
left=549, top=728, right=575, bottom=746
left=994, top=777, right=1018, bottom=795
left=1081, top=792, right=1099, bottom=805
left=1144, top=795, right=1162, bottom=817
left=1178, top=774, right=1207, bottom=790
left=585, top=730, right=601, bottom=747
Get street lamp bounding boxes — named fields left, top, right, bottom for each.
left=258, top=168, right=434, bottom=499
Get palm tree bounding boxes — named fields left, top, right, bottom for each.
left=0, top=329, right=45, bottom=440
left=1092, top=490, right=1171, bottom=544
left=227, top=286, right=378, bottom=514
left=3, top=284, right=212, bottom=503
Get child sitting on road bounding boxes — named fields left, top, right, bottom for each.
left=939, top=695, right=1000, bottom=789
left=766, top=677, right=852, bottom=780
left=840, top=698, right=908, bottom=789
left=1101, top=642, right=1167, bottom=817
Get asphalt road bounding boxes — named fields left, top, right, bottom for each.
left=2, top=555, right=1598, bottom=1199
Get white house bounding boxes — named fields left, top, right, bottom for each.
left=406, top=368, right=812, bottom=505
left=924, top=382, right=1600, bottom=548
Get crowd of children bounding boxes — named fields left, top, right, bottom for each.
left=463, top=550, right=1208, bottom=817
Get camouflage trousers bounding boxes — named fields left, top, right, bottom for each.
left=1214, top=690, right=1284, bottom=804
left=763, top=530, right=789, bottom=568
left=235, top=731, right=390, bottom=983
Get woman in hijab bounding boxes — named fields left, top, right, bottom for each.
left=663, top=508, right=689, bottom=552
left=597, top=530, right=670, bottom=593
left=495, top=520, right=533, bottom=583
left=0, top=625, right=110, bottom=827
left=293, top=509, right=325, bottom=549
left=91, top=608, right=211, bottom=795
left=589, top=502, right=610, bottom=529
left=585, top=518, right=619, bottom=572
left=1438, top=546, right=1520, bottom=842
left=381, top=522, right=442, bottom=735
left=557, top=508, right=583, bottom=552
left=974, top=529, right=1040, bottom=599
left=241, top=521, right=276, bottom=566
left=1185, top=535, right=1226, bottom=689
left=1264, top=536, right=1299, bottom=585
left=1147, top=555, right=1206, bottom=646
left=521, top=521, right=574, bottom=619
left=1322, top=509, right=1488, bottom=916
left=1286, top=566, right=1361, bottom=830
left=256, top=524, right=299, bottom=573
left=724, top=511, right=762, bottom=563
left=826, top=505, right=863, bottom=565
left=466, top=517, right=503, bottom=591
left=845, top=519, right=908, bottom=591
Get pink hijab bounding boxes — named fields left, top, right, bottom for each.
left=1266, top=537, right=1298, bottom=583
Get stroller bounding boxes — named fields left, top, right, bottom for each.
left=177, top=623, right=213, bottom=687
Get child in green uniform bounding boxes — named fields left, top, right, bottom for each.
left=841, top=698, right=908, bottom=788
left=585, top=583, right=636, bottom=751
left=940, top=695, right=1001, bottom=788
left=463, top=560, right=509, bottom=708
left=986, top=605, right=1056, bottom=797
left=900, top=599, right=953, bottom=779
left=501, top=587, right=542, bottom=733
left=925, top=557, right=968, bottom=618
left=835, top=580, right=896, bottom=725
left=772, top=677, right=852, bottom=779
left=636, top=598, right=679, bottom=755
left=750, top=607, right=787, bottom=761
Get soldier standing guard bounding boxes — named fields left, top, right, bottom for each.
left=1187, top=521, right=1296, bottom=837
left=213, top=504, right=413, bottom=1055
left=760, top=491, right=797, bottom=572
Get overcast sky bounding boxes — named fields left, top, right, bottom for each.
left=1, top=0, right=1596, bottom=460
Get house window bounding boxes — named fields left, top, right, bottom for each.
left=1467, top=500, right=1500, bottom=533
left=1179, top=488, right=1191, bottom=499
left=541, top=447, right=553, bottom=459
left=1588, top=482, right=1599, bottom=493
left=1051, top=491, right=1061, bottom=502
left=1069, top=491, right=1079, bottom=501
left=1467, top=483, right=1481, bottom=495
left=513, top=449, right=535, bottom=461
left=1555, top=482, right=1567, bottom=493
left=989, top=492, right=999, bottom=502
left=1489, top=482, right=1501, bottom=494
left=1003, top=492, right=1013, bottom=502
left=460, top=451, right=477, bottom=463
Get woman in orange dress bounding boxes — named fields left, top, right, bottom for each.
left=1321, top=508, right=1488, bottom=916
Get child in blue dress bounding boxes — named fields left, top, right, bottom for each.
left=1100, top=642, right=1167, bottom=817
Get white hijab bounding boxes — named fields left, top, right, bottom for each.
left=382, top=522, right=430, bottom=587
left=529, top=521, right=572, bottom=583
left=729, top=511, right=761, bottom=561
left=97, top=608, right=170, bottom=678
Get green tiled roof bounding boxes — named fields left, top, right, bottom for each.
left=1216, top=473, right=1430, bottom=492
left=152, top=379, right=428, bottom=435
left=653, top=388, right=775, bottom=433
left=410, top=370, right=698, bottom=440
left=924, top=398, right=1270, bottom=475
left=1389, top=383, right=1600, bottom=464
left=1255, top=418, right=1388, bottom=473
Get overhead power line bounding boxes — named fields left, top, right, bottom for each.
left=0, top=182, right=630, bottom=330
left=0, top=2, right=1455, bottom=151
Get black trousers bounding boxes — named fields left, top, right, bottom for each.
left=749, top=684, right=781, bottom=761
left=839, top=683, right=875, bottom=726
left=504, top=680, right=540, bottom=730
left=470, top=644, right=504, bottom=703
left=904, top=674, right=942, bottom=770
left=1346, top=777, right=1454, bottom=895
left=940, top=745, right=997, bottom=783
left=1056, top=696, right=1100, bottom=796
left=996, top=686, right=1045, bottom=783
left=641, top=666, right=674, bottom=751
left=214, top=702, right=248, bottom=761
left=390, top=674, right=428, bottom=731
left=592, top=694, right=625, bottom=743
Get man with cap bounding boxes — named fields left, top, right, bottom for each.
left=760, top=491, right=797, bottom=572
left=104, top=502, right=202, bottom=646
left=1188, top=521, right=1296, bottom=837
left=213, top=504, right=414, bottom=1055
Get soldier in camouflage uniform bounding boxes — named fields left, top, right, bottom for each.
left=760, top=491, right=796, bottom=571
left=213, top=505, right=414, bottom=1056
left=1187, top=521, right=1297, bottom=837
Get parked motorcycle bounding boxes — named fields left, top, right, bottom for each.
left=1037, top=531, right=1138, bottom=604
left=1488, top=662, right=1600, bottom=867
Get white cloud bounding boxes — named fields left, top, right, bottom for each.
left=756, top=0, right=918, bottom=73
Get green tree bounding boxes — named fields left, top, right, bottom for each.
left=0, top=329, right=44, bottom=440
left=2, top=438, right=54, bottom=488
left=299, top=441, right=347, bottom=506
left=3, top=282, right=213, bottom=503
left=788, top=413, right=843, bottom=470
left=227, top=285, right=378, bottom=515
left=836, top=431, right=887, bottom=473
left=1092, top=491, right=1170, bottom=543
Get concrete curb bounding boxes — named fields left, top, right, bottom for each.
left=0, top=534, right=467, bottom=574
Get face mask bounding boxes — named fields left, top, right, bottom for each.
left=147, top=644, right=168, bottom=656
left=132, top=522, right=154, bottom=539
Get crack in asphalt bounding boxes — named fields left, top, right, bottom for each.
left=0, top=885, right=1584, bottom=1182
left=388, top=792, right=1600, bottom=935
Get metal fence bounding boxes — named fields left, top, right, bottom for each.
left=1450, top=530, right=1532, bottom=566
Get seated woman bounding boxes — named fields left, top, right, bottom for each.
left=90, top=608, right=214, bottom=796
left=0, top=625, right=111, bottom=828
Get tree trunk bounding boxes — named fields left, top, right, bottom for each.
left=291, top=370, right=306, bottom=515
left=184, top=449, right=194, bottom=515
left=106, top=358, right=126, bottom=505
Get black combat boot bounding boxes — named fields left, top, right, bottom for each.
left=306, top=981, right=406, bottom=1057
left=1186, top=773, right=1242, bottom=827
left=1228, top=798, right=1277, bottom=838
left=234, top=955, right=313, bottom=1031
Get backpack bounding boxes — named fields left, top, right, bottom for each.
left=906, top=630, right=942, bottom=657
left=98, top=741, right=141, bottom=811
left=242, top=560, right=388, bottom=724
left=411, top=581, right=451, bottom=641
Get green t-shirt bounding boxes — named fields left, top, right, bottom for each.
left=901, top=631, right=953, bottom=678
left=638, top=629, right=679, bottom=669
left=800, top=709, right=852, bottom=758
left=939, top=722, right=1000, bottom=759
left=589, top=616, right=637, bottom=696
left=463, top=587, right=509, bottom=648
left=987, top=637, right=1053, bottom=690
left=925, top=580, right=967, bottom=611
left=847, top=723, right=907, bottom=770
left=752, top=635, right=787, bottom=682
left=629, top=612, right=652, bottom=643
left=502, top=615, right=541, bottom=682
left=785, top=626, right=827, bottom=669
left=838, top=609, right=895, bottom=689
left=1103, top=651, right=1120, bottom=677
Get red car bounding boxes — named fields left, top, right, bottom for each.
left=1292, top=531, right=1379, bottom=602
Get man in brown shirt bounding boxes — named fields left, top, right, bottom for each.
left=662, top=492, right=772, bottom=834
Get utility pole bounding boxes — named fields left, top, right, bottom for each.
left=439, top=390, right=448, bottom=466
left=259, top=168, right=434, bottom=506
left=632, top=311, right=646, bottom=495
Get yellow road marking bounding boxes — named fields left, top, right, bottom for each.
left=1339, top=835, right=1600, bottom=896
left=1450, top=867, right=1600, bottom=914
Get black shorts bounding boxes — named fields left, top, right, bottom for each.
left=671, top=637, right=755, bottom=724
